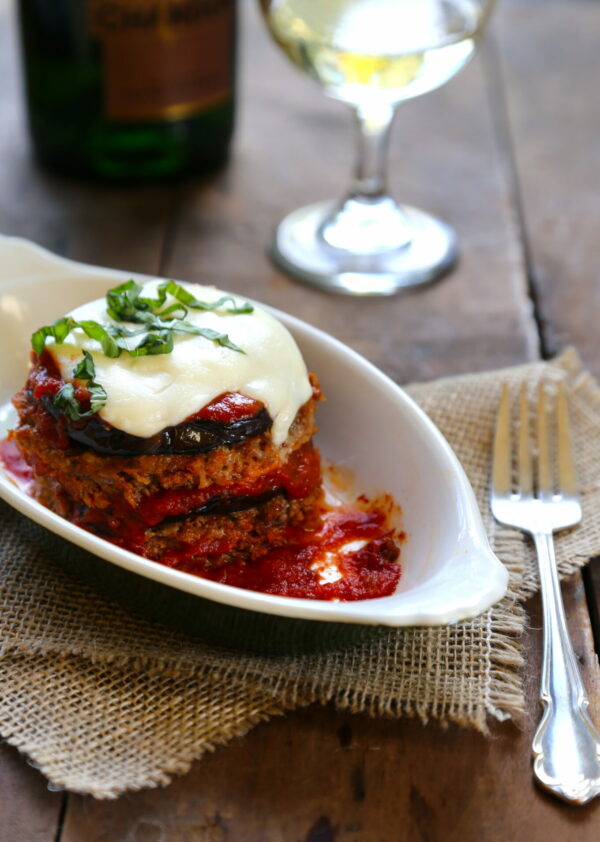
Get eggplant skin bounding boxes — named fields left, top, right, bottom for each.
left=155, top=489, right=283, bottom=524
left=56, top=404, right=273, bottom=456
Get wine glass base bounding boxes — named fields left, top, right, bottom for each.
left=270, top=200, right=458, bottom=296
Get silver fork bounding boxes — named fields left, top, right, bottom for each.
left=491, top=381, right=600, bottom=805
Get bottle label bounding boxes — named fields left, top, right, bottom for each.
left=89, top=0, right=235, bottom=122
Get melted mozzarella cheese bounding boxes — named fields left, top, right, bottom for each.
left=48, top=280, right=312, bottom=445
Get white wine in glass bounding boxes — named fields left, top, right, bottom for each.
left=261, top=0, right=494, bottom=295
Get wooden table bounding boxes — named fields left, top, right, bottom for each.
left=1, top=1, right=598, bottom=838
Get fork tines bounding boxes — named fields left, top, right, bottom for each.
left=493, top=382, right=578, bottom=499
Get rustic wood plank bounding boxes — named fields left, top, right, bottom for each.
left=494, top=0, right=600, bottom=374
left=164, top=0, right=537, bottom=384
left=60, top=579, right=599, bottom=841
left=494, top=0, right=600, bottom=647
left=59, top=2, right=598, bottom=840
left=0, top=0, right=595, bottom=837
left=0, top=0, right=174, bottom=836
left=0, top=742, right=63, bottom=842
left=583, top=563, right=600, bottom=655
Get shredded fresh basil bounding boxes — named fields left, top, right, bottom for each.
left=31, top=278, right=251, bottom=361
left=140, top=280, right=253, bottom=317
left=157, top=319, right=243, bottom=353
left=52, top=352, right=107, bottom=421
left=88, top=382, right=108, bottom=415
left=32, top=316, right=120, bottom=358
left=53, top=383, right=85, bottom=421
left=106, top=278, right=253, bottom=323
left=105, top=279, right=149, bottom=322
left=76, top=320, right=121, bottom=358
left=31, top=317, right=75, bottom=356
left=72, top=350, right=96, bottom=381
left=127, top=330, right=174, bottom=358
left=33, top=279, right=251, bottom=419
left=105, top=314, right=243, bottom=354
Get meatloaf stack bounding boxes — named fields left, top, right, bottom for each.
left=9, top=281, right=324, bottom=574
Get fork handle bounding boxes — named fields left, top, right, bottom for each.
left=531, top=529, right=600, bottom=804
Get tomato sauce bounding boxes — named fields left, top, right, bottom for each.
left=138, top=442, right=321, bottom=525
left=200, top=507, right=403, bottom=601
left=2, top=409, right=403, bottom=601
left=28, top=350, right=62, bottom=398
left=33, top=353, right=266, bottom=428
left=2, top=438, right=403, bottom=601
left=25, top=354, right=271, bottom=454
left=185, top=392, right=265, bottom=424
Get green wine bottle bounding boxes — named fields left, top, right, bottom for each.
left=17, top=0, right=237, bottom=180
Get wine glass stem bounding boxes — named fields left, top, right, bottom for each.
left=350, top=102, right=395, bottom=199
left=320, top=102, right=411, bottom=254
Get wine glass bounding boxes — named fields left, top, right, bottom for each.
left=260, top=0, right=495, bottom=296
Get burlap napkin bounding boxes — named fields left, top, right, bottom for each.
left=2, top=348, right=600, bottom=799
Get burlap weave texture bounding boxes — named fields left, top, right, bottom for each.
left=1, top=349, right=599, bottom=798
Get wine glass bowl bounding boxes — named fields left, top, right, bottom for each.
left=260, top=0, right=494, bottom=296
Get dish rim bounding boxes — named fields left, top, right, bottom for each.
left=0, top=235, right=508, bottom=627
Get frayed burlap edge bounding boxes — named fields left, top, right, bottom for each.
left=0, top=653, right=312, bottom=798
left=2, top=348, right=599, bottom=798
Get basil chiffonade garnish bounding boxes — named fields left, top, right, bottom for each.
left=32, top=280, right=254, bottom=420
left=53, top=351, right=108, bottom=421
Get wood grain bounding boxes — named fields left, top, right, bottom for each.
left=0, top=742, right=63, bottom=842
left=60, top=1, right=597, bottom=839
left=0, top=2, right=75, bottom=836
left=164, top=0, right=537, bottom=385
left=494, top=0, right=600, bottom=648
left=60, top=578, right=598, bottom=841
left=0, top=0, right=598, bottom=838
left=494, top=0, right=600, bottom=376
